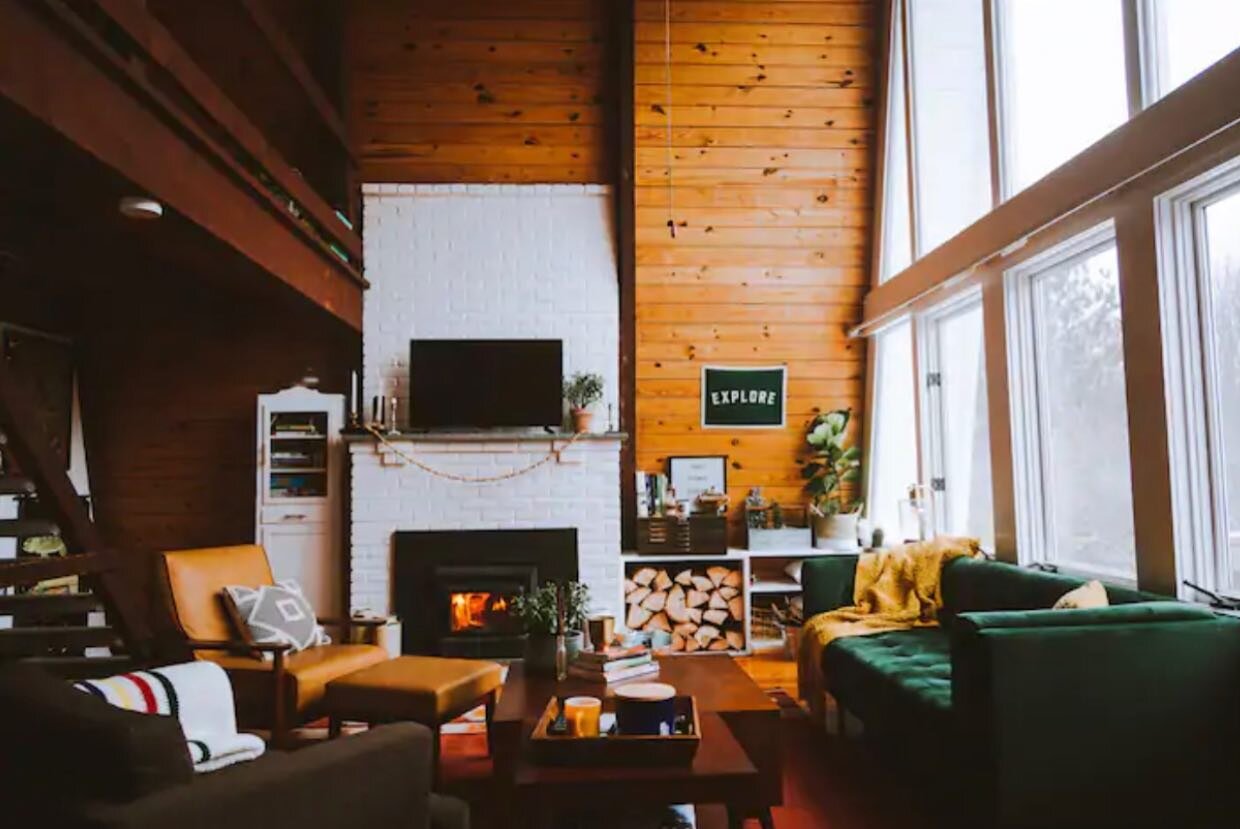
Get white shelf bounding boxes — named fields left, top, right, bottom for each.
left=271, top=434, right=326, bottom=441
left=750, top=579, right=802, bottom=594
left=620, top=551, right=745, bottom=563
left=733, top=546, right=858, bottom=558
left=749, top=636, right=787, bottom=652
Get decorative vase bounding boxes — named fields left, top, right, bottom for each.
left=812, top=511, right=861, bottom=551
left=524, top=630, right=584, bottom=675
left=570, top=408, right=593, bottom=433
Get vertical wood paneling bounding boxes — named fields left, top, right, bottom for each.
left=633, top=1, right=876, bottom=531
left=347, top=0, right=614, bottom=183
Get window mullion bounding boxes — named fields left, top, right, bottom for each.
left=982, top=0, right=1002, bottom=208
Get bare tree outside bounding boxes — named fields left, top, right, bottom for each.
left=1032, top=245, right=1136, bottom=577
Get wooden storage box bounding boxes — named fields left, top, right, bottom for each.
left=636, top=516, right=727, bottom=555
left=530, top=695, right=701, bottom=767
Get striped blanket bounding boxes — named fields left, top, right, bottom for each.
left=75, top=661, right=265, bottom=773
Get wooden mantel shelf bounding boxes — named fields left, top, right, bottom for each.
left=343, top=430, right=628, bottom=444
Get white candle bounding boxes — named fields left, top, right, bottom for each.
left=349, top=371, right=358, bottom=420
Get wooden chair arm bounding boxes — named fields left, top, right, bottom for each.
left=185, top=638, right=292, bottom=658
left=317, top=616, right=388, bottom=630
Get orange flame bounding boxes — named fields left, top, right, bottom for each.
left=450, top=592, right=508, bottom=632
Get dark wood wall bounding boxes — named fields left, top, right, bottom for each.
left=0, top=106, right=357, bottom=566
left=633, top=1, right=875, bottom=527
left=80, top=292, right=355, bottom=555
left=347, top=0, right=615, bottom=183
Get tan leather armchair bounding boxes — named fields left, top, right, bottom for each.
left=156, top=544, right=388, bottom=746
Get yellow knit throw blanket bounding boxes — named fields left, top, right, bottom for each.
left=797, top=536, right=982, bottom=707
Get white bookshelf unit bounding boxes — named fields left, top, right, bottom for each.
left=256, top=386, right=345, bottom=616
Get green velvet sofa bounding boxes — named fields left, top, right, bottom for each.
left=802, top=554, right=1240, bottom=829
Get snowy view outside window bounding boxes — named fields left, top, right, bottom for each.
left=931, top=301, right=994, bottom=548
left=1202, top=190, right=1240, bottom=589
left=1030, top=245, right=1136, bottom=577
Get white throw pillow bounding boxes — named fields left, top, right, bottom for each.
left=784, top=560, right=804, bottom=584
left=1052, top=579, right=1110, bottom=610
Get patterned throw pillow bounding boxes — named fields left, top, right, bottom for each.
left=221, top=580, right=330, bottom=655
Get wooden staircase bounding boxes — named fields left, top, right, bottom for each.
left=0, top=357, right=153, bottom=677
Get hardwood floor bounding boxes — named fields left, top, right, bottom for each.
left=440, top=652, right=929, bottom=829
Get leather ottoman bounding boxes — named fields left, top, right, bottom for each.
left=323, top=656, right=503, bottom=772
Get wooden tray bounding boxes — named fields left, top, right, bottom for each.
left=529, top=695, right=701, bottom=767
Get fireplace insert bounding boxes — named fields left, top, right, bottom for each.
left=394, top=529, right=577, bottom=658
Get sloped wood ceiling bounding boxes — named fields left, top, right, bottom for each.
left=633, top=0, right=875, bottom=520
left=348, top=0, right=615, bottom=183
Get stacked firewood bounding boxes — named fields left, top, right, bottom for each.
left=623, top=564, right=745, bottom=652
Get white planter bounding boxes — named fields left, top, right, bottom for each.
left=812, top=512, right=861, bottom=552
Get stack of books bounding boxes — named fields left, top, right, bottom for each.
left=567, top=645, right=659, bottom=684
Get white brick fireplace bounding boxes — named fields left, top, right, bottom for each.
left=349, top=184, right=623, bottom=620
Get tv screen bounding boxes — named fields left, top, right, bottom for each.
left=409, top=339, right=563, bottom=429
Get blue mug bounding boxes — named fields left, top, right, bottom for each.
left=613, top=682, right=677, bottom=736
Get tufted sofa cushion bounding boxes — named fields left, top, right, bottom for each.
left=823, top=628, right=953, bottom=738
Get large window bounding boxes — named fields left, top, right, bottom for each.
left=867, top=320, right=919, bottom=541
left=1158, top=161, right=1240, bottom=595
left=907, top=0, right=992, bottom=253
left=878, top=5, right=912, bottom=282
left=1006, top=227, right=1136, bottom=579
left=996, top=0, right=1129, bottom=196
left=920, top=294, right=994, bottom=548
left=1145, top=0, right=1240, bottom=101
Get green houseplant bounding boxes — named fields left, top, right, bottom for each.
left=563, top=372, right=603, bottom=433
left=801, top=408, right=863, bottom=549
left=510, top=580, right=590, bottom=674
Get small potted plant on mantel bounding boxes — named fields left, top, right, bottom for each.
left=563, top=372, right=603, bottom=433
left=510, top=580, right=590, bottom=675
left=802, top=408, right=863, bottom=550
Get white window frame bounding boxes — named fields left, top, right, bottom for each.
left=991, top=0, right=1144, bottom=201
left=864, top=315, right=924, bottom=527
left=916, top=288, right=986, bottom=539
left=1004, top=221, right=1136, bottom=582
left=1155, top=155, right=1240, bottom=599
left=877, top=0, right=915, bottom=280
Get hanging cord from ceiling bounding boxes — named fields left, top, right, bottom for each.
left=664, top=0, right=676, bottom=239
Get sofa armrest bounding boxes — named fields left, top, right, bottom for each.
left=801, top=555, right=858, bottom=618
left=954, top=600, right=1214, bottom=631
left=950, top=609, right=1240, bottom=829
left=73, top=723, right=439, bottom=829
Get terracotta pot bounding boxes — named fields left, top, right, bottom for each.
left=570, top=408, right=594, bottom=433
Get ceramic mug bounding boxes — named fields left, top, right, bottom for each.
left=613, top=682, right=677, bottom=736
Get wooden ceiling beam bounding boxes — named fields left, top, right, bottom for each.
left=0, top=0, right=362, bottom=329
left=93, top=0, right=361, bottom=263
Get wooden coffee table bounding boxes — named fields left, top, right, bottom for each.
left=492, top=655, right=781, bottom=828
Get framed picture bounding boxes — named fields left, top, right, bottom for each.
left=700, top=365, right=787, bottom=429
left=668, top=455, right=728, bottom=504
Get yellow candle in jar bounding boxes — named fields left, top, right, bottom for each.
left=563, top=696, right=602, bottom=737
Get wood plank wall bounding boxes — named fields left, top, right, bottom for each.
left=347, top=0, right=615, bottom=183
left=632, top=0, right=875, bottom=529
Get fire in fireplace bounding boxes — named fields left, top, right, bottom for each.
left=394, top=528, right=578, bottom=658
left=449, top=591, right=513, bottom=633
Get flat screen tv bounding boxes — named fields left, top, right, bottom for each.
left=409, top=339, right=563, bottom=429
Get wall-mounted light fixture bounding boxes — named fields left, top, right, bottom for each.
left=118, top=196, right=163, bottom=220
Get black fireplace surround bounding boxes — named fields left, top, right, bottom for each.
left=393, top=528, right=577, bottom=658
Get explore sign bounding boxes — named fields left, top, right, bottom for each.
left=701, top=365, right=787, bottom=429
